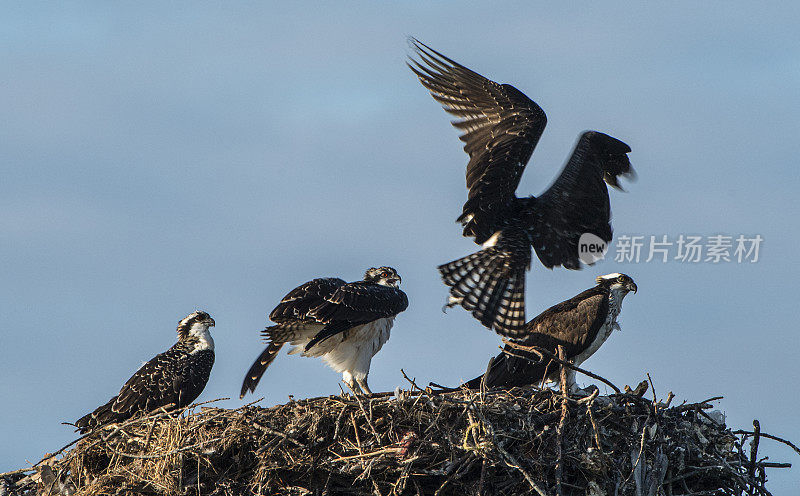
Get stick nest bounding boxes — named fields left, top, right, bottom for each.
left=3, top=384, right=791, bottom=495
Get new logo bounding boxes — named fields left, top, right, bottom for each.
left=578, top=233, right=608, bottom=265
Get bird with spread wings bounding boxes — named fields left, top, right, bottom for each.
left=408, top=38, right=635, bottom=337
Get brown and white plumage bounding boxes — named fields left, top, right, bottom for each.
left=240, top=267, right=408, bottom=397
left=73, top=311, right=216, bottom=434
left=409, top=38, right=635, bottom=337
left=462, top=273, right=637, bottom=392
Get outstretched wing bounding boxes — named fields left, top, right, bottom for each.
left=408, top=37, right=547, bottom=244
left=527, top=131, right=634, bottom=269
left=304, top=282, right=409, bottom=350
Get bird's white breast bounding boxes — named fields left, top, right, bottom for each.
left=352, top=317, right=394, bottom=354
left=319, top=317, right=395, bottom=377
left=572, top=290, right=624, bottom=368
left=573, top=321, right=613, bottom=369
left=189, top=324, right=215, bottom=353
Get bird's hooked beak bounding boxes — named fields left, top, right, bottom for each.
left=207, top=317, right=216, bottom=327
left=628, top=281, right=638, bottom=294
left=388, top=277, right=400, bottom=286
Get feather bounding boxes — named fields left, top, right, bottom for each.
left=240, top=268, right=408, bottom=396
left=409, top=39, right=634, bottom=337
left=74, top=312, right=215, bottom=433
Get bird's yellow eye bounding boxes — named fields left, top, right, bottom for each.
left=381, top=271, right=390, bottom=278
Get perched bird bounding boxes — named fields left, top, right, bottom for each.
left=408, top=38, right=635, bottom=336
left=74, top=311, right=216, bottom=433
left=462, top=273, right=637, bottom=392
left=240, top=267, right=408, bottom=397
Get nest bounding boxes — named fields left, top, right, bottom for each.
left=2, top=379, right=794, bottom=496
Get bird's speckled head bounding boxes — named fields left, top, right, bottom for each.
left=364, top=266, right=402, bottom=287
left=596, top=273, right=637, bottom=294
left=177, top=311, right=216, bottom=339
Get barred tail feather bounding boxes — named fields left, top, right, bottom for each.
left=239, top=341, right=284, bottom=398
left=438, top=248, right=527, bottom=336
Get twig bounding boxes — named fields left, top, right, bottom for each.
left=478, top=458, right=486, bottom=496
left=718, top=456, right=773, bottom=496
left=252, top=421, right=306, bottom=448
left=333, top=404, right=348, bottom=440
left=0, top=467, right=36, bottom=478
left=622, top=410, right=652, bottom=492
left=502, top=339, right=622, bottom=394
left=104, top=437, right=222, bottom=460
left=748, top=419, right=761, bottom=495
left=143, top=421, right=158, bottom=449
left=673, top=396, right=723, bottom=412
left=733, top=429, right=800, bottom=457
left=351, top=412, right=363, bottom=455
left=239, top=396, right=265, bottom=409
left=32, top=398, right=234, bottom=469
left=495, top=441, right=548, bottom=496
left=555, top=345, right=569, bottom=496
left=32, top=432, right=92, bottom=467
left=467, top=403, right=548, bottom=496
left=647, top=373, right=657, bottom=404
left=480, top=356, right=495, bottom=395
left=433, top=454, right=473, bottom=496
left=400, top=369, right=427, bottom=394
left=352, top=390, right=382, bottom=444
left=583, top=390, right=602, bottom=451
left=727, top=461, right=791, bottom=469
left=330, top=447, right=399, bottom=462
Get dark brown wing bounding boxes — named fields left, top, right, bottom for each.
left=310, top=282, right=409, bottom=323
left=75, top=345, right=213, bottom=432
left=268, top=277, right=347, bottom=323
left=112, top=346, right=213, bottom=413
left=463, top=287, right=608, bottom=389
left=240, top=277, right=350, bottom=398
left=110, top=348, right=184, bottom=416
left=304, top=282, right=409, bottom=349
left=520, top=287, right=609, bottom=352
left=408, top=38, right=547, bottom=243
left=527, top=131, right=634, bottom=269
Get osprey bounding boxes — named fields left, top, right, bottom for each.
left=462, top=273, right=637, bottom=392
left=74, top=311, right=216, bottom=433
left=240, top=267, right=408, bottom=397
left=408, top=38, right=635, bottom=336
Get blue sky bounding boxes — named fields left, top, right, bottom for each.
left=2, top=3, right=798, bottom=492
